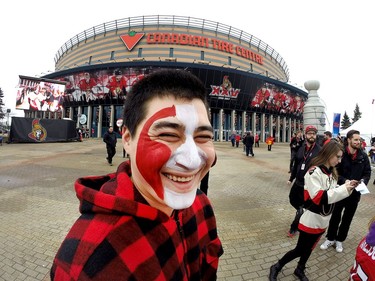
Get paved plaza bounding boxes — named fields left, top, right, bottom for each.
left=0, top=139, right=374, bottom=281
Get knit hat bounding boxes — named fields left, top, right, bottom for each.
left=305, top=125, right=318, bottom=134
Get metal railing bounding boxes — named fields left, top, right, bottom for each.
left=54, top=15, right=289, bottom=80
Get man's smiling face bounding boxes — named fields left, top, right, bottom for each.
left=123, top=96, right=215, bottom=214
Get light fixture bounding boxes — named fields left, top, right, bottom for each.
left=131, top=58, right=145, bottom=62
left=197, top=60, right=209, bottom=65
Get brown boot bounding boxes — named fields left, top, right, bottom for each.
left=294, top=264, right=309, bottom=281
left=269, top=262, right=282, bottom=281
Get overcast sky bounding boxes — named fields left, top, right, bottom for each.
left=1, top=0, right=374, bottom=128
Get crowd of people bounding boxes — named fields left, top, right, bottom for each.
left=49, top=69, right=374, bottom=280
left=270, top=127, right=374, bottom=280
left=193, top=125, right=374, bottom=279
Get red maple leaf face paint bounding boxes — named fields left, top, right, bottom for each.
left=136, top=106, right=176, bottom=199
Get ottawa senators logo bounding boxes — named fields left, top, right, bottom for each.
left=28, top=119, right=47, bottom=142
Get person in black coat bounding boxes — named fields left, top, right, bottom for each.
left=320, top=129, right=372, bottom=253
left=244, top=131, right=255, bottom=157
left=287, top=125, right=321, bottom=237
left=289, top=131, right=303, bottom=173
left=103, top=126, right=117, bottom=166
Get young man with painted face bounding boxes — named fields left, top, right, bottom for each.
left=320, top=130, right=371, bottom=253
left=50, top=69, right=223, bottom=280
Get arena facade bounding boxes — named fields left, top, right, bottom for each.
left=19, top=15, right=307, bottom=142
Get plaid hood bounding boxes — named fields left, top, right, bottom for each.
left=51, top=161, right=223, bottom=281
left=75, top=161, right=167, bottom=222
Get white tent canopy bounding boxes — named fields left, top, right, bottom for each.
left=340, top=117, right=374, bottom=148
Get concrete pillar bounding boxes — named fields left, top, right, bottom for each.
left=282, top=116, right=287, bottom=143
left=77, top=106, right=82, bottom=128
left=219, top=109, right=223, bottom=142
left=110, top=105, right=115, bottom=127
left=303, top=80, right=326, bottom=134
left=87, top=105, right=92, bottom=133
left=269, top=114, right=273, bottom=137
left=69, top=107, right=73, bottom=119
left=260, top=113, right=266, bottom=142
left=242, top=111, right=246, bottom=134
left=261, top=113, right=266, bottom=142
left=251, top=112, right=256, bottom=134
left=276, top=116, right=281, bottom=142
left=231, top=110, right=235, bottom=132
left=98, top=105, right=103, bottom=138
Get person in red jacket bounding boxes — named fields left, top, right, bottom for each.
left=266, top=136, right=275, bottom=151
left=235, top=133, right=241, bottom=147
left=51, top=69, right=223, bottom=281
left=349, top=215, right=375, bottom=280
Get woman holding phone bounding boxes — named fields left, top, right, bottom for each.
left=269, top=140, right=359, bottom=281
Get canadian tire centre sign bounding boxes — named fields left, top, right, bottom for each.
left=120, top=31, right=263, bottom=65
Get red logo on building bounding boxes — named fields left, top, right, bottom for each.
left=120, top=31, right=145, bottom=51
left=209, top=76, right=240, bottom=100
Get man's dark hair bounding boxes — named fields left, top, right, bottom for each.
left=123, top=69, right=208, bottom=135
left=346, top=129, right=360, bottom=139
left=324, top=131, right=332, bottom=138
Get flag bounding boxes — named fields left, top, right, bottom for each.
left=332, top=113, right=341, bottom=136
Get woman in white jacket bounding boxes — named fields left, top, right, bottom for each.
left=269, top=140, right=359, bottom=281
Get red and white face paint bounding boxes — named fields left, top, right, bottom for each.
left=129, top=97, right=215, bottom=211
left=163, top=104, right=205, bottom=209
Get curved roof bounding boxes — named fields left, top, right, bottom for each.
left=54, top=15, right=289, bottom=81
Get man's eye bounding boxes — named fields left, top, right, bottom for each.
left=158, top=133, right=180, bottom=142
left=195, top=134, right=213, bottom=142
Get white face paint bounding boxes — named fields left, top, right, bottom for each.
left=164, top=104, right=206, bottom=209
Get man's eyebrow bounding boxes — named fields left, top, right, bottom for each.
left=153, top=121, right=182, bottom=130
left=152, top=122, right=213, bottom=133
left=196, top=125, right=213, bottom=133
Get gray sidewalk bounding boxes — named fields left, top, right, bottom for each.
left=0, top=139, right=374, bottom=281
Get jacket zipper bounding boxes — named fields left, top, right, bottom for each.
left=174, top=210, right=189, bottom=279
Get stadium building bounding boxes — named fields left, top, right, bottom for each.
left=17, top=15, right=307, bottom=142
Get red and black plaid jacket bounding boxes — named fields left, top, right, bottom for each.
left=51, top=161, right=223, bottom=281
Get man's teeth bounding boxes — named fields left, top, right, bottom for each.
left=165, top=174, right=194, bottom=182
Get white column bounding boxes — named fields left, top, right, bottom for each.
left=276, top=116, right=281, bottom=142
left=269, top=114, right=273, bottom=137
left=242, top=111, right=246, bottom=134
left=251, top=112, right=256, bottom=133
left=219, top=109, right=223, bottom=142
left=110, top=105, right=115, bottom=127
left=283, top=116, right=287, bottom=143
left=77, top=106, right=82, bottom=128
left=231, top=110, right=235, bottom=132
left=261, top=113, right=266, bottom=142
left=98, top=105, right=103, bottom=138
left=87, top=105, right=92, bottom=133
left=69, top=107, right=73, bottom=119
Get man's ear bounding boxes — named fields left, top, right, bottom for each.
left=122, top=126, right=131, bottom=151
